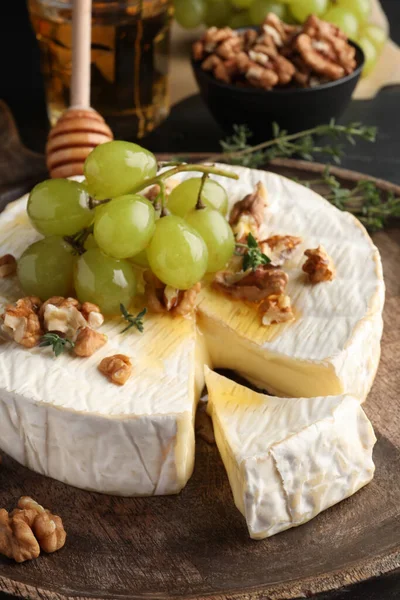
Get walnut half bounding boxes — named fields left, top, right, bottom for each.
left=144, top=271, right=200, bottom=317
left=213, top=264, right=288, bottom=303
left=99, top=354, right=132, bottom=386
left=0, top=496, right=66, bottom=563
left=0, top=254, right=17, bottom=278
left=1, top=297, right=43, bottom=348
left=260, top=293, right=294, bottom=325
left=303, top=246, right=336, bottom=283
left=229, top=182, right=268, bottom=242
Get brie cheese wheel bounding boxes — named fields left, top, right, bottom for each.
left=197, top=166, right=385, bottom=400
left=0, top=197, right=207, bottom=497
left=205, top=369, right=376, bottom=539
left=0, top=165, right=384, bottom=497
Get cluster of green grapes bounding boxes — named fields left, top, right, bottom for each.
left=17, top=141, right=235, bottom=316
left=175, top=0, right=387, bottom=76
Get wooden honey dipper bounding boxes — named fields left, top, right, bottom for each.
left=46, top=0, right=113, bottom=179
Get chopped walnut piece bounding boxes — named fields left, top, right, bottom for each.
left=229, top=182, right=268, bottom=242
left=261, top=235, right=302, bottom=265
left=99, top=354, right=132, bottom=386
left=43, top=301, right=87, bottom=340
left=1, top=296, right=43, bottom=348
left=73, top=327, right=107, bottom=357
left=144, top=178, right=179, bottom=204
left=0, top=497, right=66, bottom=563
left=213, top=264, right=288, bottom=303
left=260, top=294, right=294, bottom=325
left=0, top=508, right=40, bottom=563
left=174, top=283, right=201, bottom=317
left=0, top=254, right=17, bottom=278
left=144, top=271, right=200, bottom=317
left=80, top=302, right=104, bottom=329
left=303, top=246, right=336, bottom=283
left=194, top=14, right=356, bottom=90
left=296, top=33, right=345, bottom=81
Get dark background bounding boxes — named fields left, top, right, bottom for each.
left=0, top=1, right=399, bottom=599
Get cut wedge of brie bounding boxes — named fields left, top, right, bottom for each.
left=0, top=165, right=384, bottom=498
left=205, top=369, right=376, bottom=539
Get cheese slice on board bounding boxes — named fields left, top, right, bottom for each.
left=197, top=165, right=385, bottom=400
left=0, top=196, right=207, bottom=497
left=205, top=369, right=376, bottom=539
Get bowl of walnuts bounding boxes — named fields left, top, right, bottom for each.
left=191, top=13, right=364, bottom=141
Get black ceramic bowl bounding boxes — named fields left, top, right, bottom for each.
left=192, top=37, right=364, bottom=142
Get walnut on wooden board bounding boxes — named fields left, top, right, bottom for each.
left=229, top=182, right=268, bottom=243
left=144, top=270, right=201, bottom=317
left=0, top=254, right=17, bottom=278
left=0, top=496, right=66, bottom=563
left=303, top=246, right=336, bottom=283
left=73, top=327, right=107, bottom=357
left=0, top=296, right=43, bottom=348
left=99, top=354, right=132, bottom=386
left=213, top=264, right=288, bottom=303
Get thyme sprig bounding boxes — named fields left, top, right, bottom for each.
left=297, top=166, right=400, bottom=232
left=39, top=333, right=75, bottom=357
left=120, top=304, right=147, bottom=333
left=216, top=121, right=377, bottom=167
left=236, top=233, right=271, bottom=271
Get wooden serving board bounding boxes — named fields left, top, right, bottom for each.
left=0, top=108, right=399, bottom=600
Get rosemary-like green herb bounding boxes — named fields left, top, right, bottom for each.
left=120, top=304, right=147, bottom=333
left=216, top=121, right=377, bottom=168
left=39, top=333, right=75, bottom=357
left=236, top=233, right=271, bottom=271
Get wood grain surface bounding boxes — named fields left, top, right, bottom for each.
left=0, top=107, right=399, bottom=600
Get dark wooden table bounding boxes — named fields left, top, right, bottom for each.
left=0, top=1, right=399, bottom=599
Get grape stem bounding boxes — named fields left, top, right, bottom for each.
left=129, top=164, right=239, bottom=195
left=195, top=173, right=208, bottom=210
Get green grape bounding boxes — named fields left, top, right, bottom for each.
left=290, top=0, right=328, bottom=21
left=84, top=141, right=157, bottom=200
left=174, top=0, right=205, bottom=28
left=129, top=249, right=150, bottom=269
left=249, top=0, right=287, bottom=24
left=323, top=7, right=359, bottom=39
left=185, top=208, right=235, bottom=273
left=336, top=0, right=370, bottom=22
left=230, top=0, right=253, bottom=9
left=363, top=24, right=387, bottom=52
left=74, top=248, right=137, bottom=315
left=228, top=10, right=252, bottom=28
left=17, top=236, right=75, bottom=300
left=94, top=194, right=155, bottom=259
left=27, top=179, right=93, bottom=237
left=205, top=0, right=232, bottom=27
left=167, top=178, right=228, bottom=217
left=147, top=216, right=208, bottom=289
left=358, top=36, right=378, bottom=77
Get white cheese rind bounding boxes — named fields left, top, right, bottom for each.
left=0, top=164, right=384, bottom=497
left=0, top=195, right=201, bottom=496
left=196, top=166, right=385, bottom=401
left=206, top=369, right=376, bottom=539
